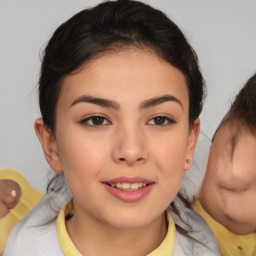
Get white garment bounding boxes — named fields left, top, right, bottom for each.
left=4, top=191, right=220, bottom=256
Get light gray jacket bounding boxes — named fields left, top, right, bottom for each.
left=4, top=192, right=220, bottom=256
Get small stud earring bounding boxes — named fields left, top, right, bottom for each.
left=186, top=159, right=192, bottom=164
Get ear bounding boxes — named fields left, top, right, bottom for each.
left=34, top=118, right=62, bottom=172
left=184, top=118, right=200, bottom=171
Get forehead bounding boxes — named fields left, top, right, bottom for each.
left=59, top=48, right=189, bottom=109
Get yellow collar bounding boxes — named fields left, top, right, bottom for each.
left=147, top=211, right=175, bottom=256
left=57, top=203, right=175, bottom=256
left=193, top=199, right=256, bottom=256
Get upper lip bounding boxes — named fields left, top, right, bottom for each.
left=104, top=176, right=154, bottom=184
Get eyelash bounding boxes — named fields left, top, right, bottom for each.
left=80, top=115, right=175, bottom=127
left=80, top=115, right=111, bottom=127
left=147, top=116, right=176, bottom=126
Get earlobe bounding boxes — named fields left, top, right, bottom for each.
left=34, top=118, right=62, bottom=172
left=184, top=118, right=200, bottom=171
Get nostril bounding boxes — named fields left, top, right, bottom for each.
left=118, top=157, right=144, bottom=163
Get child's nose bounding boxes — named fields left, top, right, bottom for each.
left=111, top=125, right=148, bottom=166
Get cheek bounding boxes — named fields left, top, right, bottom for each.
left=57, top=133, right=110, bottom=202
left=57, top=129, right=109, bottom=177
left=151, top=136, right=187, bottom=201
left=152, top=133, right=188, bottom=172
left=234, top=147, right=256, bottom=181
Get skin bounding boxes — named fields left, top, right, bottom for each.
left=0, top=180, right=21, bottom=218
left=199, top=122, right=256, bottom=235
left=35, top=48, right=199, bottom=256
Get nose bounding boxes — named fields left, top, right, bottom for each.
left=111, top=124, right=148, bottom=166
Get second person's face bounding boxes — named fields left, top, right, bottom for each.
left=200, top=122, right=256, bottom=234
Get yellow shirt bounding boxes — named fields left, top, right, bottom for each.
left=193, top=199, right=256, bottom=256
left=0, top=169, right=44, bottom=254
left=57, top=203, right=175, bottom=256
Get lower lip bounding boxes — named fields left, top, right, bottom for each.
left=104, top=183, right=154, bottom=202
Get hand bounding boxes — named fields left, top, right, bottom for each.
left=0, top=180, right=21, bottom=218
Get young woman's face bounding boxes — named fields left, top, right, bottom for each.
left=40, top=48, right=198, bottom=229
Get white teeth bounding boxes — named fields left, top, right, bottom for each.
left=122, top=183, right=130, bottom=189
left=130, top=183, right=139, bottom=190
left=116, top=183, right=122, bottom=189
left=109, top=182, right=147, bottom=191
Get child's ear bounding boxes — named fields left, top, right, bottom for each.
left=184, top=118, right=200, bottom=171
left=34, top=118, right=62, bottom=172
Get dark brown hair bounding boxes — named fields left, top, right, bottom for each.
left=212, top=73, right=256, bottom=141
left=39, top=0, right=206, bottom=250
left=39, top=0, right=205, bottom=133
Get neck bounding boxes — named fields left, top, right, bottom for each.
left=66, top=210, right=168, bottom=256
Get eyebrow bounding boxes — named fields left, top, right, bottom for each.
left=69, top=94, right=183, bottom=110
left=70, top=95, right=120, bottom=109
left=139, top=95, right=183, bottom=110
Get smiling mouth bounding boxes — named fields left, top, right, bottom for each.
left=104, top=178, right=154, bottom=202
left=106, top=182, right=148, bottom=191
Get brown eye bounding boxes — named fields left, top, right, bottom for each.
left=91, top=116, right=105, bottom=125
left=147, top=116, right=175, bottom=126
left=153, top=117, right=166, bottom=125
left=81, top=115, right=110, bottom=126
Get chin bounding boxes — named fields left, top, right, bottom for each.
left=108, top=219, right=151, bottom=230
left=104, top=208, right=159, bottom=230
